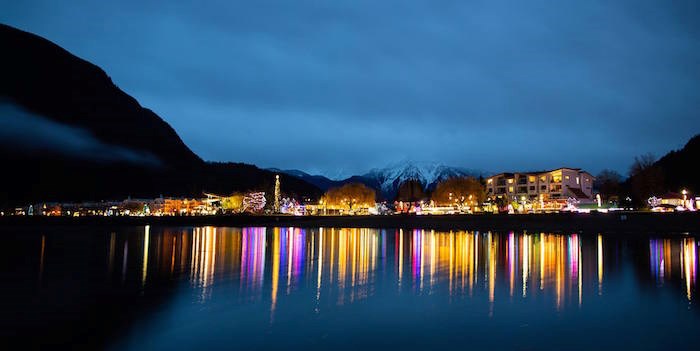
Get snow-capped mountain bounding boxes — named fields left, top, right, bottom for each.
left=269, top=161, right=485, bottom=200
left=360, top=161, right=483, bottom=197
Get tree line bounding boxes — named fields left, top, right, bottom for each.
left=321, top=177, right=485, bottom=209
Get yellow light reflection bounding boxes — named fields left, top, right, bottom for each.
left=598, top=234, right=603, bottom=295
left=271, top=228, right=280, bottom=316
left=488, top=232, right=495, bottom=317
left=522, top=234, right=529, bottom=297
left=142, top=225, right=150, bottom=286
left=682, top=238, right=696, bottom=301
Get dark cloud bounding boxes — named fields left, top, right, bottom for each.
left=2, top=0, right=699, bottom=177
left=0, top=103, right=161, bottom=166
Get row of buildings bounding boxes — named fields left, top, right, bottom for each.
left=13, top=167, right=697, bottom=216
left=7, top=192, right=268, bottom=217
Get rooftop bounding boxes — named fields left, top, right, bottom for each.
left=487, top=167, right=585, bottom=178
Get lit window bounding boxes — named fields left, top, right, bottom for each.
left=508, top=179, right=514, bottom=184
left=487, top=179, right=492, bottom=184
left=565, top=175, right=570, bottom=180
left=509, top=186, right=514, bottom=192
left=540, top=176, right=546, bottom=182
left=551, top=171, right=562, bottom=182
left=528, top=176, right=536, bottom=182
left=576, top=177, right=580, bottom=184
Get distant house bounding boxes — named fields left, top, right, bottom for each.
left=485, top=168, right=595, bottom=202
left=657, top=192, right=685, bottom=207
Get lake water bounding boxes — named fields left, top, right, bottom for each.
left=1, top=226, right=698, bottom=350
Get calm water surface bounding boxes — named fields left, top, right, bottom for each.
left=1, top=226, right=699, bottom=350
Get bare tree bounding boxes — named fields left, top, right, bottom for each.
left=431, top=177, right=485, bottom=206
left=322, top=183, right=376, bottom=210
left=628, top=153, right=664, bottom=203
left=594, top=169, right=623, bottom=199
left=396, top=180, right=426, bottom=202
left=629, top=153, right=655, bottom=177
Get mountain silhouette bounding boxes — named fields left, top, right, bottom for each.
left=653, top=134, right=700, bottom=193
left=0, top=23, right=320, bottom=206
left=625, top=134, right=700, bottom=201
left=0, top=23, right=201, bottom=168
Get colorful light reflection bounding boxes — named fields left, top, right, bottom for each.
left=85, top=228, right=699, bottom=318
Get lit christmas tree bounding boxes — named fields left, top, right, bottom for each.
left=274, top=174, right=281, bottom=213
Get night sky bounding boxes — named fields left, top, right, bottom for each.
left=2, top=1, right=700, bottom=178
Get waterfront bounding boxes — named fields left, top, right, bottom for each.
left=3, top=212, right=700, bottom=233
left=1, top=226, right=699, bottom=349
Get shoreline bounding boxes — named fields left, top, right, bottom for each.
left=2, top=212, right=700, bottom=234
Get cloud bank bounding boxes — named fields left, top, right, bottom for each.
left=0, top=102, right=161, bottom=166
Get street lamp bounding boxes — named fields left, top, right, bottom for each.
left=682, top=189, right=688, bottom=208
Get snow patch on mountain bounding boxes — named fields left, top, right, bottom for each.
left=362, top=160, right=483, bottom=194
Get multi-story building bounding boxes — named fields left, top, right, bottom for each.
left=485, top=168, right=595, bottom=202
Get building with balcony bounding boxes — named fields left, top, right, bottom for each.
left=485, top=168, right=595, bottom=203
